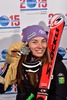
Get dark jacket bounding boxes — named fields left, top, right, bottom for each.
left=47, top=53, right=67, bottom=100
left=0, top=64, right=12, bottom=94
left=16, top=53, right=67, bottom=100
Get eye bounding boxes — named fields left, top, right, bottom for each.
left=42, top=39, right=47, bottom=43
left=32, top=41, right=37, bottom=43
left=31, top=40, right=38, bottom=44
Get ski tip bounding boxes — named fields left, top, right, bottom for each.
left=50, top=13, right=65, bottom=28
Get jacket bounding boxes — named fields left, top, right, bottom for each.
left=16, top=53, right=67, bottom=100
left=47, top=53, right=67, bottom=100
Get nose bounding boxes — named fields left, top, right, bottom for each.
left=38, top=42, right=43, bottom=48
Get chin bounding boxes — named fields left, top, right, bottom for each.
left=35, top=54, right=43, bottom=57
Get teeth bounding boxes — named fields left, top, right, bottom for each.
left=36, top=50, right=43, bottom=53
left=37, top=51, right=42, bottom=52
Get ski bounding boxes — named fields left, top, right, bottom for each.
left=36, top=13, right=65, bottom=100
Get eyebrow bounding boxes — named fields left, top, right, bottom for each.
left=31, top=38, right=46, bottom=41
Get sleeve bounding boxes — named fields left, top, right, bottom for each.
left=4, top=42, right=25, bottom=90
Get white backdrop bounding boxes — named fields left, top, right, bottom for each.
left=0, top=0, right=67, bottom=100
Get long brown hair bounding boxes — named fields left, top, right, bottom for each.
left=16, top=47, right=50, bottom=92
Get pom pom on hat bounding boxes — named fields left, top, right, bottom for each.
left=22, top=25, right=48, bottom=43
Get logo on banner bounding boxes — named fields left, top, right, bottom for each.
left=0, top=15, right=20, bottom=29
left=58, top=47, right=67, bottom=60
left=1, top=49, right=7, bottom=59
left=0, top=49, right=7, bottom=61
left=20, top=0, right=47, bottom=11
left=0, top=49, right=7, bottom=75
left=0, top=16, right=10, bottom=26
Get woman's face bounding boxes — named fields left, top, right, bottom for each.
left=28, top=37, right=47, bottom=57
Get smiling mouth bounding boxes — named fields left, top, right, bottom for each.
left=35, top=49, right=45, bottom=53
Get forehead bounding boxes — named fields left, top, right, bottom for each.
left=30, top=37, right=46, bottom=41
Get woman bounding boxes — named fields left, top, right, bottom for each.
left=16, top=25, right=50, bottom=100
left=16, top=25, right=67, bottom=100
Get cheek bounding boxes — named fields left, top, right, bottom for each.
left=43, top=43, right=47, bottom=48
left=29, top=45, right=37, bottom=55
left=29, top=43, right=36, bottom=50
left=29, top=46, right=35, bottom=52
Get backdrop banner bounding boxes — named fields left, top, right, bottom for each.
left=0, top=0, right=67, bottom=100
